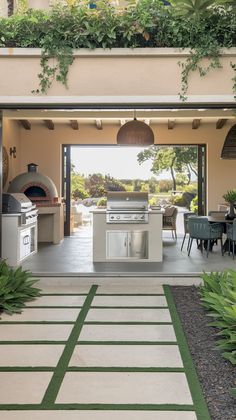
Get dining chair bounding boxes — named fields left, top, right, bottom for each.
left=162, top=206, right=178, bottom=239
left=188, top=216, right=224, bottom=257
left=226, top=219, right=236, bottom=259
left=181, top=211, right=195, bottom=251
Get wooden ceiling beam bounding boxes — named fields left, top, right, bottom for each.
left=44, top=120, right=54, bottom=130
left=70, top=120, right=79, bottom=130
left=192, top=119, right=201, bottom=129
left=95, top=119, right=103, bottom=130
left=19, top=119, right=31, bottom=130
left=216, top=118, right=228, bottom=129
left=168, top=119, right=175, bottom=130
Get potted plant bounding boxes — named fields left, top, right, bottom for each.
left=223, top=189, right=236, bottom=219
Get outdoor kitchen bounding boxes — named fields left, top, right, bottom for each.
left=91, top=192, right=164, bottom=262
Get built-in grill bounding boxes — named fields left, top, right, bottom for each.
left=2, top=193, right=38, bottom=225
left=106, top=192, right=149, bottom=223
left=2, top=193, right=38, bottom=266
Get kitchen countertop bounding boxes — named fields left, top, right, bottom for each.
left=90, top=208, right=164, bottom=214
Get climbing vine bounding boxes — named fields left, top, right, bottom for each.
left=0, top=0, right=235, bottom=97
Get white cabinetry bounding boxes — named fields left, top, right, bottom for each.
left=2, top=215, right=38, bottom=267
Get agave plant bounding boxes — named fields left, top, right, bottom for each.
left=223, top=189, right=236, bottom=204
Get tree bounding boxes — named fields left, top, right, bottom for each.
left=137, top=146, right=198, bottom=191
left=71, top=171, right=88, bottom=200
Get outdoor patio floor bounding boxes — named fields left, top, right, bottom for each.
left=22, top=229, right=236, bottom=276
left=0, top=280, right=210, bottom=420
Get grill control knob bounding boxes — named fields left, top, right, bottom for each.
left=110, top=216, right=114, bottom=219
left=141, top=215, right=145, bottom=219
left=134, top=215, right=138, bottom=219
left=116, top=215, right=120, bottom=219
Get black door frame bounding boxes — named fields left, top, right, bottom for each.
left=62, top=143, right=206, bottom=236
left=62, top=145, right=71, bottom=236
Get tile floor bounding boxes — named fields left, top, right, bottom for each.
left=0, top=281, right=210, bottom=419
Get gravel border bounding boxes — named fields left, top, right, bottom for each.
left=170, top=286, right=236, bottom=420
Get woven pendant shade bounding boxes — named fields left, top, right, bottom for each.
left=221, top=124, right=236, bottom=159
left=117, top=119, right=154, bottom=145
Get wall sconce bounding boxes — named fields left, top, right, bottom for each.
left=9, top=147, right=17, bottom=158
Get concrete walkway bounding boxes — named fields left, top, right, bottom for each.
left=0, top=279, right=210, bottom=419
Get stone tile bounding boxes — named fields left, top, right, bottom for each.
left=0, top=308, right=80, bottom=322
left=69, top=344, right=183, bottom=367
left=86, top=308, right=171, bottom=322
left=0, top=345, right=64, bottom=366
left=38, top=284, right=91, bottom=294
left=0, top=372, right=52, bottom=404
left=92, top=296, right=167, bottom=307
left=26, top=295, right=86, bottom=307
left=0, top=411, right=197, bottom=420
left=96, top=285, right=164, bottom=294
left=56, top=372, right=193, bottom=404
left=79, top=325, right=176, bottom=342
left=0, top=324, right=72, bottom=341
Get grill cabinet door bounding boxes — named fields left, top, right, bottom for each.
left=106, top=231, right=128, bottom=258
left=128, top=231, right=148, bottom=259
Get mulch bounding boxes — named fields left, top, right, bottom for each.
left=170, top=285, right=236, bottom=420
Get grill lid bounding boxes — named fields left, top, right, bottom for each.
left=107, top=192, right=148, bottom=211
left=2, top=193, right=35, bottom=214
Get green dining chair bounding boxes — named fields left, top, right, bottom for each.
left=181, top=211, right=195, bottom=251
left=188, top=216, right=224, bottom=257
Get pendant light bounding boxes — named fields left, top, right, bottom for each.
left=117, top=111, right=154, bottom=145
left=221, top=124, right=236, bottom=159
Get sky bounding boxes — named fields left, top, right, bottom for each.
left=71, top=146, right=162, bottom=180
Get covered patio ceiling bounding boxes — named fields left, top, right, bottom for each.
left=3, top=108, right=235, bottom=131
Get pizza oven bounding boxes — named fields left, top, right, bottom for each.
left=8, top=163, right=59, bottom=206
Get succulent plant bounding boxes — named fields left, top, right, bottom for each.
left=223, top=189, right=236, bottom=204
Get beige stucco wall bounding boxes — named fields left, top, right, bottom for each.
left=0, top=49, right=235, bottom=98
left=2, top=119, right=21, bottom=191
left=4, top=119, right=235, bottom=212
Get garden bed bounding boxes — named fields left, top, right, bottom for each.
left=170, top=285, right=236, bottom=420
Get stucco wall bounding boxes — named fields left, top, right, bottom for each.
left=4, top=119, right=235, bottom=212
left=0, top=49, right=235, bottom=98
left=2, top=119, right=21, bottom=191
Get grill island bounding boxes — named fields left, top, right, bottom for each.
left=91, top=192, right=164, bottom=262
left=2, top=193, right=38, bottom=266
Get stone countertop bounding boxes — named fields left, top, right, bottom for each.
left=90, top=208, right=164, bottom=214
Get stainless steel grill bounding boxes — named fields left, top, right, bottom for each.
left=3, top=193, right=38, bottom=226
left=106, top=192, right=149, bottom=223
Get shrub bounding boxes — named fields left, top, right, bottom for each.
left=0, top=261, right=41, bottom=315
left=199, top=270, right=236, bottom=395
left=190, top=195, right=198, bottom=213
left=97, top=197, right=107, bottom=207
left=171, top=194, right=186, bottom=206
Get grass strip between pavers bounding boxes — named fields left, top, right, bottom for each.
left=41, top=284, right=98, bottom=407
left=0, top=403, right=195, bottom=411
left=164, top=285, right=211, bottom=420
left=0, top=367, right=185, bottom=373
